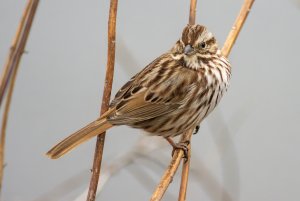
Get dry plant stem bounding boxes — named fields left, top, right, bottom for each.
left=178, top=132, right=192, bottom=201
left=86, top=0, right=118, bottom=201
left=150, top=152, right=182, bottom=201
left=0, top=0, right=39, bottom=191
left=150, top=131, right=193, bottom=201
left=0, top=0, right=33, bottom=107
left=0, top=61, right=19, bottom=193
left=189, top=0, right=197, bottom=25
left=222, top=0, right=255, bottom=57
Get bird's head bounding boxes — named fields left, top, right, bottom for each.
left=171, top=24, right=219, bottom=70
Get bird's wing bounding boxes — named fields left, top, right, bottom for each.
left=108, top=54, right=201, bottom=125
left=109, top=54, right=166, bottom=108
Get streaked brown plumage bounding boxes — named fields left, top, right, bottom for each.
left=47, top=24, right=231, bottom=159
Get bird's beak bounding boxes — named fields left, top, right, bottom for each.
left=184, top=45, right=194, bottom=55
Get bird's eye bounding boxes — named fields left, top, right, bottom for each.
left=200, top=42, right=206, bottom=49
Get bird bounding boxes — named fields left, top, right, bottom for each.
left=46, top=24, right=231, bottom=159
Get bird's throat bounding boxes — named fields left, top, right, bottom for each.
left=184, top=55, right=201, bottom=70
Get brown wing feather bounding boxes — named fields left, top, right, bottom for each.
left=109, top=54, right=168, bottom=108
left=108, top=90, right=180, bottom=124
left=107, top=54, right=200, bottom=126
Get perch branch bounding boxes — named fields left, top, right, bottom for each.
left=178, top=134, right=192, bottom=201
left=86, top=0, right=118, bottom=201
left=222, top=0, right=255, bottom=57
left=189, top=0, right=197, bottom=25
left=0, top=0, right=39, bottom=191
left=150, top=131, right=193, bottom=201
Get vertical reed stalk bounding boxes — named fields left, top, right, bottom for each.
left=86, top=0, right=118, bottom=200
left=0, top=0, right=39, bottom=192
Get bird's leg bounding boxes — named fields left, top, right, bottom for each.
left=193, top=125, right=200, bottom=135
left=165, top=137, right=190, bottom=160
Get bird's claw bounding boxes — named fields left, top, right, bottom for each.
left=171, top=140, right=190, bottom=162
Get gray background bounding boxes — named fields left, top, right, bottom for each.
left=1, top=0, right=300, bottom=201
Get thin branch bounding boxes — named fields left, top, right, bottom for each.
left=189, top=0, right=197, bottom=25
left=150, top=131, right=193, bottom=201
left=0, top=0, right=39, bottom=107
left=178, top=134, right=192, bottom=201
left=86, top=0, right=118, bottom=201
left=222, top=0, right=255, bottom=57
left=150, top=150, right=183, bottom=201
left=127, top=165, right=176, bottom=201
left=0, top=0, right=39, bottom=191
left=0, top=3, right=29, bottom=107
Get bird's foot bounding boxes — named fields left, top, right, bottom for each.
left=165, top=137, right=190, bottom=161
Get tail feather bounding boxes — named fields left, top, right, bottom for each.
left=46, top=118, right=113, bottom=159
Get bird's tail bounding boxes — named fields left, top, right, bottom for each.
left=46, top=117, right=113, bottom=159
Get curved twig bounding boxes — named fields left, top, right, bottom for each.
left=0, top=0, right=39, bottom=191
left=0, top=1, right=30, bottom=107
left=189, top=0, right=197, bottom=25
left=178, top=132, right=192, bottom=201
left=86, top=0, right=118, bottom=201
left=150, top=131, right=193, bottom=201
left=222, top=0, right=255, bottom=57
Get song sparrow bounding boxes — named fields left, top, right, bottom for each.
left=47, top=24, right=231, bottom=159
